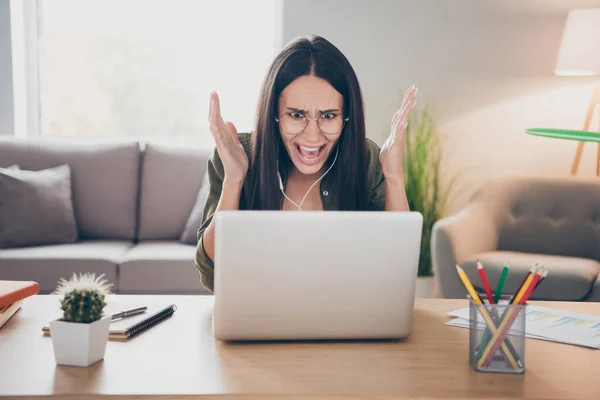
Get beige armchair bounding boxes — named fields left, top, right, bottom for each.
left=431, top=176, right=600, bottom=301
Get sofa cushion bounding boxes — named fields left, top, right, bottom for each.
left=0, top=164, right=78, bottom=248
left=137, top=143, right=211, bottom=240
left=179, top=172, right=210, bottom=245
left=0, top=240, right=133, bottom=294
left=0, top=138, right=140, bottom=240
left=119, top=241, right=209, bottom=294
left=462, top=251, right=600, bottom=301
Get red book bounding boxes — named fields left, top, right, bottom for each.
left=0, top=281, right=39, bottom=306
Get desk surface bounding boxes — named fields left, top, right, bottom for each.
left=1, top=295, right=600, bottom=400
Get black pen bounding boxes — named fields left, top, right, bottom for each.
left=112, top=306, right=147, bottom=320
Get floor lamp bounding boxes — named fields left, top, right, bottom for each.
left=554, top=8, right=600, bottom=176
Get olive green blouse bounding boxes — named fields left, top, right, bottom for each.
left=194, top=132, right=387, bottom=292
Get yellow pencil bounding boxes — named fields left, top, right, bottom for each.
left=477, top=269, right=537, bottom=367
left=455, top=265, right=520, bottom=369
left=512, top=266, right=537, bottom=305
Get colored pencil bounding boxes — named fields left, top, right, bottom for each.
left=509, top=265, right=537, bottom=305
left=493, top=265, right=509, bottom=304
left=535, top=266, right=548, bottom=290
left=455, top=265, right=520, bottom=369
left=477, top=260, right=494, bottom=304
left=478, top=268, right=546, bottom=367
left=511, top=266, right=538, bottom=305
left=479, top=269, right=544, bottom=367
left=477, top=263, right=509, bottom=358
left=520, top=268, right=545, bottom=303
left=476, top=265, right=535, bottom=367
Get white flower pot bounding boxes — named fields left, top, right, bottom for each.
left=415, top=276, right=435, bottom=298
left=49, top=314, right=111, bottom=367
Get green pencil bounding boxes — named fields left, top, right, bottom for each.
left=477, top=265, right=510, bottom=359
left=494, top=266, right=509, bottom=303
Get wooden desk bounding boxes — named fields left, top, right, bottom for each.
left=1, top=295, right=599, bottom=400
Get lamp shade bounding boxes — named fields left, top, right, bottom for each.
left=554, top=8, right=600, bottom=76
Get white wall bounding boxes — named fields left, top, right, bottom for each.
left=0, top=0, right=14, bottom=135
left=283, top=0, right=600, bottom=214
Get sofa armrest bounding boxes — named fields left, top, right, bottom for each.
left=431, top=204, right=503, bottom=298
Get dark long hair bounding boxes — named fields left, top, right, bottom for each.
left=243, top=35, right=368, bottom=211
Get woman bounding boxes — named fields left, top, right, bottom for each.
left=195, top=34, right=417, bottom=292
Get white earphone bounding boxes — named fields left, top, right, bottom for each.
left=277, top=146, right=339, bottom=211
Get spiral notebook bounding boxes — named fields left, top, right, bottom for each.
left=42, top=303, right=177, bottom=341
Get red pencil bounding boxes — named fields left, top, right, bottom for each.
left=520, top=268, right=546, bottom=304
left=477, top=260, right=495, bottom=304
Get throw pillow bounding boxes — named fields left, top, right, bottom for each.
left=179, top=173, right=210, bottom=245
left=0, top=164, right=79, bottom=248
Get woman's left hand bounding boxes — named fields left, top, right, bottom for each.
left=379, top=86, right=418, bottom=183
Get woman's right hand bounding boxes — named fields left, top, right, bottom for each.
left=209, top=91, right=249, bottom=184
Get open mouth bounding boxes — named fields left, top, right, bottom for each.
left=295, top=144, right=327, bottom=166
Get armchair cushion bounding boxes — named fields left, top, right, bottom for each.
left=496, top=179, right=600, bottom=260
left=432, top=176, right=600, bottom=300
left=431, top=203, right=503, bottom=298
left=461, top=251, right=600, bottom=301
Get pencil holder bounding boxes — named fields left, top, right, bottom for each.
left=468, top=295, right=526, bottom=374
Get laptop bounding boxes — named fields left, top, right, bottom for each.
left=212, top=210, right=423, bottom=341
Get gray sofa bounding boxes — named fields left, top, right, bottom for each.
left=432, top=176, right=600, bottom=302
left=0, top=136, right=213, bottom=295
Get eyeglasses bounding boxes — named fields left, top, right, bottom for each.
left=275, top=112, right=349, bottom=135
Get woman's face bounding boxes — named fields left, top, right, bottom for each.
left=277, top=75, right=344, bottom=176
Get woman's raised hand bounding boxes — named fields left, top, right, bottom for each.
left=379, top=85, right=418, bottom=182
left=209, top=91, right=249, bottom=184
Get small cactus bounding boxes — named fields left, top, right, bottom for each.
left=60, top=289, right=106, bottom=323
left=53, top=273, right=113, bottom=324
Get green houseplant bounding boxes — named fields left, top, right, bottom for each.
left=49, top=273, right=113, bottom=367
left=403, top=104, right=451, bottom=278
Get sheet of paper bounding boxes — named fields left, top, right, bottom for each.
left=445, top=305, right=600, bottom=349
left=444, top=317, right=560, bottom=342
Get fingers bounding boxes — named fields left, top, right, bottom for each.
left=383, top=85, right=418, bottom=164
left=208, top=92, right=218, bottom=135
left=399, top=87, right=417, bottom=124
left=389, top=103, right=411, bottom=148
left=209, top=91, right=232, bottom=147
left=389, top=121, right=407, bottom=148
left=209, top=91, right=225, bottom=125
left=400, top=85, right=413, bottom=110
left=391, top=85, right=418, bottom=130
left=399, top=98, right=417, bottom=127
left=392, top=100, right=411, bottom=136
left=391, top=98, right=416, bottom=144
left=209, top=91, right=219, bottom=124
left=391, top=108, right=402, bottom=130
left=404, top=85, right=418, bottom=104
left=399, top=85, right=418, bottom=115
left=395, top=88, right=417, bottom=131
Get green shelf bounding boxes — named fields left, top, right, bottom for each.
left=526, top=128, right=600, bottom=143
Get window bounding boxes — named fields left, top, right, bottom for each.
left=15, top=0, right=280, bottom=143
